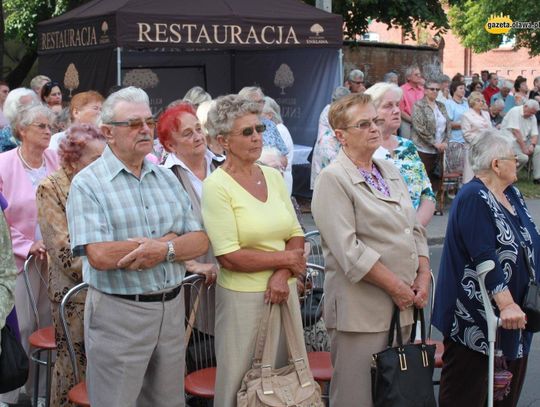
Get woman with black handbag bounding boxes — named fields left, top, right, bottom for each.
left=433, top=129, right=536, bottom=407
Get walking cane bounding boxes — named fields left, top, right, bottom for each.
left=477, top=259, right=501, bottom=407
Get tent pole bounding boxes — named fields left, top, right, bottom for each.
left=116, top=47, right=122, bottom=86
left=338, top=48, right=344, bottom=85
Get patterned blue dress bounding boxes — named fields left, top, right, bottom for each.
left=433, top=178, right=540, bottom=359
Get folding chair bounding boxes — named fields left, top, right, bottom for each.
left=304, top=230, right=324, bottom=267
left=60, top=282, right=89, bottom=406
left=183, top=274, right=216, bottom=403
left=299, top=263, right=331, bottom=400
left=23, top=255, right=56, bottom=407
left=439, top=142, right=464, bottom=213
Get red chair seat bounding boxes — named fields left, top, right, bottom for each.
left=68, top=381, right=90, bottom=406
left=185, top=367, right=216, bottom=398
left=307, top=351, right=333, bottom=382
left=28, top=326, right=56, bottom=349
left=414, top=339, right=444, bottom=368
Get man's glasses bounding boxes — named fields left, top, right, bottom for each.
left=498, top=155, right=518, bottom=163
left=343, top=118, right=385, bottom=131
left=239, top=124, right=266, bottom=136
left=107, top=117, right=156, bottom=130
left=426, top=87, right=440, bottom=92
left=351, top=80, right=364, bottom=85
left=31, top=123, right=52, bottom=131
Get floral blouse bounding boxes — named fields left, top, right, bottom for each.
left=374, top=137, right=436, bottom=209
left=433, top=179, right=540, bottom=359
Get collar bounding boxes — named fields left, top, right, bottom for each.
left=163, top=149, right=222, bottom=170
left=335, top=149, right=400, bottom=185
left=102, top=145, right=155, bottom=181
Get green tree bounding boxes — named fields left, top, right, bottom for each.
left=304, top=0, right=449, bottom=39
left=448, top=0, right=540, bottom=55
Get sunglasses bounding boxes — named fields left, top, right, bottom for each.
left=426, top=87, right=440, bottom=91
left=351, top=80, right=364, bottom=85
left=239, top=124, right=266, bottom=136
left=107, top=117, right=156, bottom=130
left=343, top=118, right=385, bottom=131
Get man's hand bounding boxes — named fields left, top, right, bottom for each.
left=185, top=260, right=218, bottom=285
left=528, top=145, right=536, bottom=155
left=117, top=237, right=168, bottom=270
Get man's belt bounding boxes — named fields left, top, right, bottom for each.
left=111, top=285, right=182, bottom=302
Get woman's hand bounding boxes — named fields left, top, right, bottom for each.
left=185, top=260, right=218, bottom=285
left=499, top=303, right=527, bottom=330
left=29, top=240, right=46, bottom=261
left=285, top=248, right=307, bottom=278
left=389, top=280, right=416, bottom=311
left=264, top=269, right=290, bottom=304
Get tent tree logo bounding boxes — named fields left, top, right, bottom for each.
left=310, top=24, right=324, bottom=36
left=274, top=64, right=294, bottom=95
left=100, top=21, right=111, bottom=44
left=102, top=21, right=109, bottom=35
left=123, top=69, right=159, bottom=89
left=485, top=14, right=513, bottom=34
left=64, top=63, right=80, bottom=97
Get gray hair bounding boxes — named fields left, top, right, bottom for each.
left=424, top=77, right=441, bottom=87
left=501, top=80, right=513, bottom=90
left=4, top=88, right=39, bottom=124
left=470, top=129, right=513, bottom=173
left=439, top=74, right=451, bottom=83
left=262, top=96, right=283, bottom=124
left=206, top=94, right=261, bottom=137
left=383, top=72, right=398, bottom=83
left=491, top=99, right=505, bottom=110
left=12, top=103, right=55, bottom=141
left=197, top=100, right=215, bottom=136
left=524, top=99, right=540, bottom=110
left=331, top=86, right=351, bottom=102
left=364, top=82, right=403, bottom=109
left=405, top=65, right=420, bottom=79
left=29, top=75, right=51, bottom=93
left=347, top=69, right=364, bottom=81
left=101, top=86, right=149, bottom=124
left=183, top=86, right=211, bottom=106
left=238, top=86, right=264, bottom=101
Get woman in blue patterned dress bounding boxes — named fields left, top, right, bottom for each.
left=366, top=82, right=436, bottom=226
left=433, top=129, right=537, bottom=407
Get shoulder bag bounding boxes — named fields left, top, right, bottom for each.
left=0, top=323, right=29, bottom=393
left=237, top=303, right=323, bottom=407
left=371, top=306, right=437, bottom=407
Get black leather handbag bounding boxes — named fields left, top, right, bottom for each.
left=371, top=306, right=436, bottom=407
left=0, top=324, right=29, bottom=393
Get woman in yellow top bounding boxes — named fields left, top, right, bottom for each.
left=202, top=94, right=307, bottom=407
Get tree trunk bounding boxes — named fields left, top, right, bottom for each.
left=6, top=50, right=37, bottom=88
left=0, top=1, right=4, bottom=80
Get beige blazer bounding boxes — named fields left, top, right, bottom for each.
left=312, top=149, right=429, bottom=333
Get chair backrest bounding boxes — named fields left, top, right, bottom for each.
left=444, top=141, right=465, bottom=175
left=182, top=274, right=216, bottom=373
left=22, top=255, right=47, bottom=328
left=60, top=282, right=88, bottom=384
left=304, top=230, right=324, bottom=267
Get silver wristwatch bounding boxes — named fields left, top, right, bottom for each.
left=166, top=241, right=175, bottom=263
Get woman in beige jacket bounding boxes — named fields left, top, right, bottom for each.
left=311, top=93, right=431, bottom=407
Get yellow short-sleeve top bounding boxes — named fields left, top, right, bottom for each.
left=201, top=165, right=304, bottom=292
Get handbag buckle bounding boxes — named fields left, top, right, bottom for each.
left=421, top=349, right=429, bottom=367
left=398, top=350, right=408, bottom=371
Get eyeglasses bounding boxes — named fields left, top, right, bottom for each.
left=498, top=155, right=518, bottom=163
left=426, top=87, right=440, bottom=91
left=239, top=124, right=266, bottom=136
left=351, top=80, right=364, bottom=85
left=31, top=123, right=52, bottom=131
left=343, top=118, right=385, bottom=131
left=107, top=117, right=156, bottom=130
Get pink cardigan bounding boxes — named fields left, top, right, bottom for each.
left=0, top=148, right=59, bottom=271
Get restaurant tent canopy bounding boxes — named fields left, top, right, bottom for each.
left=37, top=0, right=343, bottom=145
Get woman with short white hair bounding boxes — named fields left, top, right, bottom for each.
left=0, top=88, right=40, bottom=152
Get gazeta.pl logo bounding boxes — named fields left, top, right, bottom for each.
left=485, top=14, right=513, bottom=34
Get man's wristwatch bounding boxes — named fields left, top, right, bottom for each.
left=166, top=241, right=175, bottom=263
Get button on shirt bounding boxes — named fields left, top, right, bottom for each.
left=67, top=146, right=202, bottom=295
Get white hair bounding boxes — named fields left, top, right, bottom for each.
left=524, top=99, right=540, bottom=110
left=347, top=69, right=364, bottom=81
left=29, top=75, right=51, bottom=93
left=501, top=80, right=513, bottom=90
left=4, top=88, right=39, bottom=124
left=101, top=86, right=149, bottom=124
left=491, top=99, right=505, bottom=110
left=183, top=86, right=211, bottom=106
left=331, top=86, right=351, bottom=102
left=364, top=82, right=403, bottom=109
left=206, top=94, right=260, bottom=137
left=383, top=72, right=398, bottom=83
left=405, top=65, right=420, bottom=79
left=238, top=86, right=264, bottom=100
left=262, top=96, right=283, bottom=124
left=470, top=129, right=513, bottom=173
left=12, top=103, right=55, bottom=141
left=197, top=100, right=216, bottom=137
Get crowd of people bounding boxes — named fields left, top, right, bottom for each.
left=0, top=65, right=538, bottom=407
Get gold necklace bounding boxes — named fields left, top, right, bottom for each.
left=18, top=147, right=44, bottom=170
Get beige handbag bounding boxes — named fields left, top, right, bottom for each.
left=237, top=303, right=323, bottom=407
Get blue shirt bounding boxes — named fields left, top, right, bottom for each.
left=444, top=98, right=469, bottom=143
left=262, top=118, right=288, bottom=155
left=491, top=92, right=516, bottom=113
left=433, top=179, right=540, bottom=359
left=0, top=126, right=18, bottom=153
left=67, top=145, right=202, bottom=295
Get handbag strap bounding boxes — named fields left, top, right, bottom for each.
left=252, top=304, right=276, bottom=366
left=409, top=307, right=427, bottom=344
left=387, top=306, right=404, bottom=347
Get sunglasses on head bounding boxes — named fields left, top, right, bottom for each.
left=240, top=124, right=266, bottom=136
left=107, top=116, right=156, bottom=130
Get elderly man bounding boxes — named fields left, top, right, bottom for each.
left=399, top=65, right=424, bottom=139
left=500, top=99, right=540, bottom=181
left=491, top=80, right=516, bottom=113
left=67, top=86, right=208, bottom=406
left=489, top=99, right=505, bottom=129
left=344, top=69, right=366, bottom=93
left=482, top=72, right=499, bottom=106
